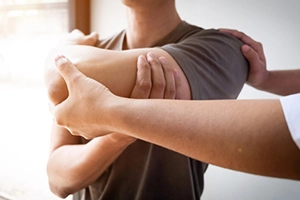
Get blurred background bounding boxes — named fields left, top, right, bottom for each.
left=0, top=0, right=300, bottom=199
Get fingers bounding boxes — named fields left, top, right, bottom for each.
left=131, top=53, right=178, bottom=100
left=71, top=29, right=84, bottom=36
left=84, top=32, right=99, bottom=46
left=172, top=69, right=183, bottom=100
left=241, top=45, right=262, bottom=69
left=69, top=29, right=99, bottom=46
left=130, top=55, right=152, bottom=99
left=54, top=55, right=83, bottom=92
left=219, top=28, right=266, bottom=63
left=158, top=57, right=176, bottom=99
left=147, top=52, right=167, bottom=99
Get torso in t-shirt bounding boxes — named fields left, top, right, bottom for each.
left=73, top=21, right=248, bottom=200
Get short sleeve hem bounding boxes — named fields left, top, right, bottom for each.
left=280, top=93, right=300, bottom=149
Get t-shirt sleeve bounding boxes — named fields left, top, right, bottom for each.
left=280, top=93, right=300, bottom=150
left=161, top=29, right=249, bottom=100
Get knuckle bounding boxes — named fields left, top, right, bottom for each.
left=138, top=80, right=152, bottom=92
left=162, top=64, right=172, bottom=72
left=165, top=87, right=176, bottom=99
left=153, top=79, right=166, bottom=90
left=141, top=61, right=150, bottom=69
left=71, top=74, right=81, bottom=85
left=56, top=58, right=69, bottom=69
left=148, top=56, right=160, bottom=66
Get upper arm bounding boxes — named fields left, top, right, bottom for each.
left=44, top=45, right=191, bottom=105
left=161, top=30, right=249, bottom=100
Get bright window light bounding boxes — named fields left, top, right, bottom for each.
left=0, top=1, right=70, bottom=199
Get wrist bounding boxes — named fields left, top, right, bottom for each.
left=248, top=70, right=271, bottom=91
left=107, top=96, right=136, bottom=136
left=94, top=95, right=129, bottom=136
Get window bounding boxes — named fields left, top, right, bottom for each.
left=0, top=0, right=89, bottom=199
left=0, top=0, right=68, bottom=83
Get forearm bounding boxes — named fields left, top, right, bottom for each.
left=109, top=98, right=300, bottom=180
left=44, top=45, right=190, bottom=105
left=47, top=129, right=135, bottom=198
left=258, top=69, right=300, bottom=96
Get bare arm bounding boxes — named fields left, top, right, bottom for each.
left=47, top=125, right=136, bottom=198
left=220, top=28, right=300, bottom=96
left=45, top=45, right=190, bottom=105
left=45, top=44, right=185, bottom=197
left=51, top=57, right=300, bottom=180
left=256, top=69, right=300, bottom=95
left=116, top=99, right=300, bottom=180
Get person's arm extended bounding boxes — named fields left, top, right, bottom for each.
left=254, top=69, right=300, bottom=96
left=220, top=28, right=300, bottom=96
left=116, top=98, right=300, bottom=180
left=52, top=57, right=300, bottom=181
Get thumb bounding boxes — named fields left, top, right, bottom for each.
left=54, top=55, right=83, bottom=89
left=241, top=45, right=261, bottom=67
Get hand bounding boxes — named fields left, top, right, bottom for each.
left=61, top=29, right=99, bottom=46
left=131, top=52, right=181, bottom=100
left=219, top=29, right=269, bottom=89
left=50, top=53, right=179, bottom=139
left=117, top=52, right=179, bottom=141
left=50, top=55, right=116, bottom=139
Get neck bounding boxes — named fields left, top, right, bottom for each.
left=125, top=2, right=181, bottom=49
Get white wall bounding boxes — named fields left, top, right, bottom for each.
left=91, top=0, right=300, bottom=199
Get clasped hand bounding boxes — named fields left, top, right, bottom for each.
left=49, top=55, right=116, bottom=139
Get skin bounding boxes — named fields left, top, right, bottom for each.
left=220, top=29, right=300, bottom=96
left=45, top=0, right=190, bottom=198
left=50, top=30, right=300, bottom=181
left=51, top=55, right=300, bottom=181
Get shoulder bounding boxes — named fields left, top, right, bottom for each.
left=161, top=24, right=249, bottom=100
left=162, top=26, right=248, bottom=70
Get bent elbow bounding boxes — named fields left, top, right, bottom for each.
left=44, top=68, right=68, bottom=105
left=48, top=181, right=72, bottom=199
left=47, top=162, right=83, bottom=198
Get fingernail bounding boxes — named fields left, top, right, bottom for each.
left=148, top=52, right=155, bottom=59
left=242, top=45, right=250, bottom=53
left=56, top=57, right=68, bottom=65
left=55, top=55, right=64, bottom=62
left=159, top=57, right=167, bottom=65
left=173, top=69, right=179, bottom=78
left=138, top=55, right=146, bottom=62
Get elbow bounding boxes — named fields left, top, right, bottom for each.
left=47, top=169, right=80, bottom=199
left=47, top=167, right=73, bottom=198
left=44, top=68, right=68, bottom=105
left=46, top=161, right=85, bottom=198
left=48, top=182, right=72, bottom=199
